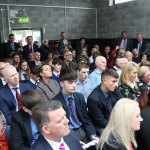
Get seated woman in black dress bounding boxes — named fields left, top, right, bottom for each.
left=97, top=98, right=143, bottom=150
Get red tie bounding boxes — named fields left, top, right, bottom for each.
left=12, top=88, right=22, bottom=109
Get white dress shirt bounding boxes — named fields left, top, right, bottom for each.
left=8, top=84, right=20, bottom=111
left=44, top=136, right=70, bottom=150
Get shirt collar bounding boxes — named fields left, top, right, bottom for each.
left=8, top=83, right=19, bottom=90
left=76, top=78, right=88, bottom=85
left=95, top=69, right=102, bottom=74
left=44, top=136, right=64, bottom=150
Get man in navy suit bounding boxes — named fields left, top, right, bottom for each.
left=0, top=65, right=30, bottom=125
left=117, top=31, right=133, bottom=51
left=31, top=100, right=83, bottom=150
left=5, top=34, right=19, bottom=57
left=52, top=68, right=98, bottom=143
left=134, top=32, right=148, bottom=54
left=87, top=69, right=122, bottom=136
left=23, top=36, right=39, bottom=60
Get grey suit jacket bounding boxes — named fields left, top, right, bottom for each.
left=36, top=79, right=60, bottom=101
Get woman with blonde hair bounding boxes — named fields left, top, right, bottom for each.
left=138, top=66, right=150, bottom=88
left=118, top=61, right=140, bottom=100
left=97, top=98, right=143, bottom=150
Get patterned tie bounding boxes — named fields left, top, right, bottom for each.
left=106, top=94, right=112, bottom=114
left=68, top=97, right=81, bottom=125
left=59, top=143, right=65, bottom=150
left=12, top=88, right=22, bottom=109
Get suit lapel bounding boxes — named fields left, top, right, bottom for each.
left=22, top=112, right=33, bottom=144
left=5, top=84, right=17, bottom=107
left=57, top=93, right=69, bottom=118
left=39, top=135, right=53, bottom=150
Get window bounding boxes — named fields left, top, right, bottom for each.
left=109, top=0, right=135, bottom=6
left=115, top=0, right=134, bottom=4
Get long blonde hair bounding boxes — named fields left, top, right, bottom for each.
left=97, top=99, right=139, bottom=150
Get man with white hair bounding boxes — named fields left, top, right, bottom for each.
left=125, top=51, right=133, bottom=61
left=116, top=58, right=128, bottom=77
left=0, top=65, right=30, bottom=125
left=89, top=56, right=107, bottom=89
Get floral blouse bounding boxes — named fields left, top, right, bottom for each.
left=118, top=83, right=141, bottom=101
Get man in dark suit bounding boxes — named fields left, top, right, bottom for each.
left=134, top=32, right=148, bottom=54
left=0, top=65, right=30, bottom=125
left=10, top=90, right=43, bottom=150
left=52, top=68, right=98, bottom=143
left=117, top=31, right=133, bottom=51
left=87, top=69, right=122, bottom=135
left=59, top=32, right=72, bottom=55
left=5, top=34, right=19, bottom=57
left=31, top=100, right=83, bottom=150
left=22, top=36, right=39, bottom=60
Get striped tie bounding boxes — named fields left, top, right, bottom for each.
left=106, top=94, right=112, bottom=114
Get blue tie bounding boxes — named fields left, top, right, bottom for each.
left=106, top=94, right=112, bottom=114
left=68, top=97, right=81, bottom=125
left=23, top=74, right=29, bottom=80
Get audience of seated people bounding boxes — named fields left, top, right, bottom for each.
left=0, top=31, right=150, bottom=150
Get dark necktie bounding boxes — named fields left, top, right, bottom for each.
left=30, top=45, right=33, bottom=52
left=106, top=94, right=112, bottom=114
left=59, top=143, right=65, bottom=150
left=68, top=97, right=81, bottom=125
left=23, top=73, right=28, bottom=80
left=12, top=88, right=22, bottom=109
left=138, top=42, right=142, bottom=51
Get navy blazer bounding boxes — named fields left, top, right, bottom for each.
left=52, top=92, right=96, bottom=138
left=23, top=44, right=39, bottom=60
left=87, top=86, right=122, bottom=135
left=134, top=40, right=148, bottom=53
left=31, top=131, right=83, bottom=150
left=0, top=82, right=31, bottom=124
left=10, top=109, right=33, bottom=150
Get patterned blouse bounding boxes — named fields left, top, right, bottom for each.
left=118, top=83, right=141, bottom=101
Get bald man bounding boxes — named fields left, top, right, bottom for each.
left=0, top=65, right=30, bottom=124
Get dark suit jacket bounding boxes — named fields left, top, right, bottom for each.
left=23, top=44, right=39, bottom=60
left=87, top=86, right=122, bottom=135
left=59, top=39, right=71, bottom=55
left=134, top=40, right=148, bottom=53
left=0, top=82, right=31, bottom=124
left=26, top=80, right=36, bottom=90
left=52, top=92, right=96, bottom=138
left=136, top=105, right=150, bottom=150
left=31, top=132, right=83, bottom=150
left=117, top=38, right=133, bottom=51
left=0, top=78, right=4, bottom=89
left=10, top=109, right=33, bottom=150
left=5, top=41, right=19, bottom=54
